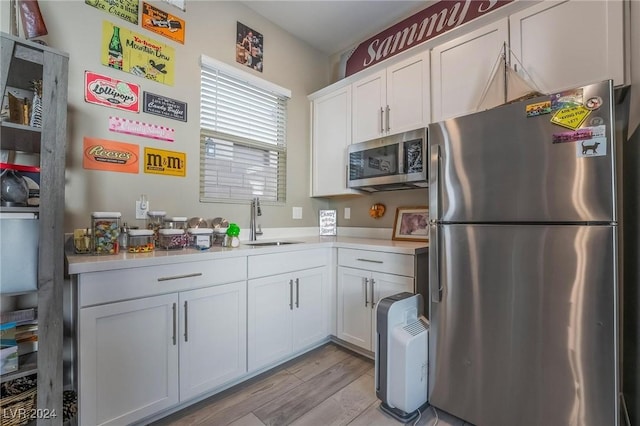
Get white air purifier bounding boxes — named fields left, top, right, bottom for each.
left=375, top=292, right=429, bottom=422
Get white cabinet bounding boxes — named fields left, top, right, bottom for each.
left=352, top=50, right=430, bottom=143
left=431, top=19, right=509, bottom=122
left=77, top=258, right=248, bottom=426
left=248, top=267, right=327, bottom=371
left=336, top=249, right=416, bottom=352
left=79, top=294, right=179, bottom=426
left=310, top=86, right=360, bottom=197
left=509, top=0, right=626, bottom=94
left=178, top=282, right=247, bottom=401
left=247, top=249, right=331, bottom=371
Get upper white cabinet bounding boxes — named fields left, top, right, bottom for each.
left=509, top=0, right=626, bottom=94
left=310, top=86, right=360, bottom=197
left=431, top=19, right=509, bottom=122
left=352, top=50, right=430, bottom=143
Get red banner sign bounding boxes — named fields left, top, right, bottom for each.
left=345, top=0, right=513, bottom=77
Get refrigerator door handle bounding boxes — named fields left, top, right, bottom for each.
left=431, top=224, right=442, bottom=303
left=430, top=144, right=440, bottom=222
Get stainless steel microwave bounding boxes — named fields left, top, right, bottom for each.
left=347, top=128, right=428, bottom=192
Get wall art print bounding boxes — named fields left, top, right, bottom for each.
left=142, top=2, right=185, bottom=44
left=83, top=137, right=139, bottom=174
left=392, top=206, right=429, bottom=242
left=143, top=92, right=187, bottom=122
left=143, top=147, right=186, bottom=177
left=85, top=71, right=140, bottom=113
left=236, top=22, right=263, bottom=72
left=109, top=116, right=175, bottom=142
left=102, top=21, right=175, bottom=86
left=85, top=0, right=139, bottom=24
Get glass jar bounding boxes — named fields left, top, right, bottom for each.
left=187, top=228, right=214, bottom=250
left=127, top=229, right=155, bottom=253
left=146, top=211, right=166, bottom=241
left=157, top=228, right=186, bottom=250
left=163, top=216, right=187, bottom=230
left=91, top=212, right=121, bottom=255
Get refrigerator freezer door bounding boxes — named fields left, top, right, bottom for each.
left=429, top=80, right=616, bottom=223
left=429, top=224, right=617, bottom=426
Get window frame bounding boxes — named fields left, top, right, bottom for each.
left=199, top=55, right=291, bottom=205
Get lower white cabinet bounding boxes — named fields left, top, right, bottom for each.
left=248, top=266, right=328, bottom=371
left=337, top=266, right=413, bottom=352
left=79, top=293, right=179, bottom=426
left=336, top=248, right=418, bottom=352
left=77, top=259, right=248, bottom=426
left=178, top=283, right=247, bottom=401
left=80, top=281, right=246, bottom=425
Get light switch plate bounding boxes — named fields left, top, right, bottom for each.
left=344, top=207, right=351, bottom=219
left=292, top=207, right=303, bottom=219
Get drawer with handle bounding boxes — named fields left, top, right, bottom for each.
left=337, top=248, right=414, bottom=277
left=78, top=256, right=247, bottom=307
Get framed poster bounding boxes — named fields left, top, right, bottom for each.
left=392, top=206, right=429, bottom=242
left=236, top=22, right=263, bottom=72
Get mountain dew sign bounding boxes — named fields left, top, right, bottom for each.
left=345, top=0, right=513, bottom=77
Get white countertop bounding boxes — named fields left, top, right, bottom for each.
left=66, top=235, right=428, bottom=275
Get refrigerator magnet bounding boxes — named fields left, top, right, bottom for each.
left=525, top=100, right=552, bottom=117
left=576, top=137, right=606, bottom=158
left=585, top=96, right=603, bottom=110
left=550, top=105, right=591, bottom=130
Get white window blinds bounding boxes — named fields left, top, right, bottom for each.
left=200, top=55, right=289, bottom=203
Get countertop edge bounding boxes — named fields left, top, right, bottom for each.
left=66, top=236, right=428, bottom=275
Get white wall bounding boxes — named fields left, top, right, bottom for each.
left=2, top=0, right=331, bottom=232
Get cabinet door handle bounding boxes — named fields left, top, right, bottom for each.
left=380, top=107, right=384, bottom=134
left=356, top=258, right=383, bottom=264
left=364, top=277, right=369, bottom=307
left=386, top=105, right=390, bottom=132
left=289, top=279, right=294, bottom=310
left=184, top=301, right=188, bottom=342
left=295, top=278, right=300, bottom=308
left=172, top=303, right=177, bottom=346
left=371, top=278, right=376, bottom=310
left=157, top=272, right=202, bottom=282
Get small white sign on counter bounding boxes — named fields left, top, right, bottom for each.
left=319, top=209, right=337, bottom=236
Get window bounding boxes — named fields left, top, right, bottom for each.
left=199, top=55, right=290, bottom=203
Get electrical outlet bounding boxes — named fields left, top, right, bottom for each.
left=292, top=207, right=303, bottom=220
left=344, top=207, right=351, bottom=219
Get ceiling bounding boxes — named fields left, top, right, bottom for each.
left=241, top=1, right=428, bottom=56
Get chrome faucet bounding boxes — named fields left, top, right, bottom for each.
left=249, top=197, right=263, bottom=241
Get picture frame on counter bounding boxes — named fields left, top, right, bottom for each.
left=392, top=206, right=428, bottom=242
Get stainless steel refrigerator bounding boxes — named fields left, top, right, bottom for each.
left=427, top=80, right=630, bottom=426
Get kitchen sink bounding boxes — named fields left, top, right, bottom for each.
left=243, top=241, right=301, bottom=246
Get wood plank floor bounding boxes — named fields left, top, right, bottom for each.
left=150, top=342, right=470, bottom=426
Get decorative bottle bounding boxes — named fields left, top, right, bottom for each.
left=108, top=26, right=123, bottom=70
left=29, top=80, right=42, bottom=128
